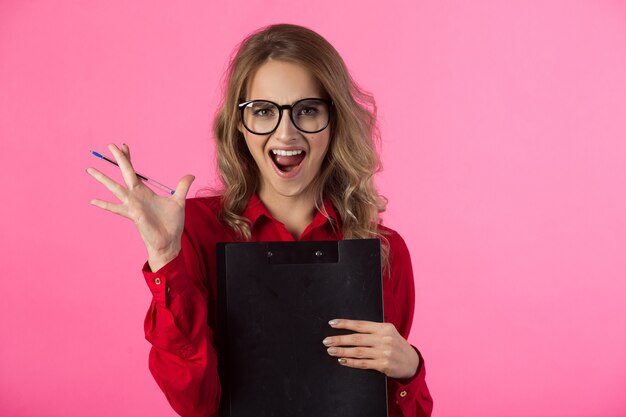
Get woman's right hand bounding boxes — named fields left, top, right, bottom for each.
left=87, top=143, right=195, bottom=271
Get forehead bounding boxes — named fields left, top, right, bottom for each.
left=246, top=60, right=324, bottom=103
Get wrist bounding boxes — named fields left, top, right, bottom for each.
left=398, top=345, right=420, bottom=380
left=147, top=246, right=180, bottom=272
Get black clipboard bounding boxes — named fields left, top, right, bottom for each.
left=216, top=239, right=387, bottom=417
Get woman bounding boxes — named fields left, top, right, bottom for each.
left=87, top=24, right=432, bottom=417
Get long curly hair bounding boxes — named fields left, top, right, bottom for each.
left=213, top=23, right=389, bottom=264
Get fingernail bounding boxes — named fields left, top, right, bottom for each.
left=338, top=358, right=347, bottom=365
left=322, top=337, right=332, bottom=346
left=327, top=347, right=337, bottom=355
left=329, top=319, right=338, bottom=326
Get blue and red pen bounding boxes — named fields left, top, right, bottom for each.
left=90, top=150, right=175, bottom=195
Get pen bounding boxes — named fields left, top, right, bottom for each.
left=90, top=150, right=175, bottom=195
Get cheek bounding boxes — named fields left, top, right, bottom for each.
left=243, top=134, right=266, bottom=159
left=313, top=135, right=331, bottom=164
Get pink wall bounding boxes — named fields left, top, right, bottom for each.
left=1, top=1, right=625, bottom=416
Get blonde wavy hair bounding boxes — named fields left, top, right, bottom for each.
left=213, top=23, right=389, bottom=264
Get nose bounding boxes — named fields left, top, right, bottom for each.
left=272, top=108, right=299, bottom=141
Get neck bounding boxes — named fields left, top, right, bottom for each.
left=258, top=188, right=318, bottom=240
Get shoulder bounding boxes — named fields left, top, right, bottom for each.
left=185, top=195, right=223, bottom=215
left=183, top=195, right=226, bottom=231
left=378, top=224, right=414, bottom=280
left=378, top=224, right=411, bottom=259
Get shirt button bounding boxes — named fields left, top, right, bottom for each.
left=399, top=390, right=407, bottom=398
left=166, top=286, right=170, bottom=294
left=154, top=277, right=162, bottom=285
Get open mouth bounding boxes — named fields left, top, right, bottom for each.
left=269, top=149, right=306, bottom=174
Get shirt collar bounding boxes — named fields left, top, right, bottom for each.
left=242, top=193, right=267, bottom=226
left=242, top=193, right=340, bottom=229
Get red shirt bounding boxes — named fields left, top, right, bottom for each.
left=143, top=195, right=433, bottom=417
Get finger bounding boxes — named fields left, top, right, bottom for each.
left=322, top=333, right=379, bottom=348
left=86, top=167, right=127, bottom=201
left=336, top=357, right=384, bottom=372
left=90, top=198, right=128, bottom=218
left=172, top=175, right=195, bottom=202
left=107, top=143, right=141, bottom=188
left=328, top=319, right=385, bottom=334
left=327, top=346, right=380, bottom=360
left=121, top=143, right=131, bottom=162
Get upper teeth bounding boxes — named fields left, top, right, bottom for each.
left=272, top=149, right=303, bottom=156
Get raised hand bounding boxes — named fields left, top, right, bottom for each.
left=322, top=319, right=420, bottom=379
left=87, top=143, right=195, bottom=271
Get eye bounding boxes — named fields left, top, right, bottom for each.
left=298, top=106, right=319, bottom=116
left=296, top=102, right=325, bottom=118
left=250, top=105, right=276, bottom=118
left=246, top=101, right=278, bottom=119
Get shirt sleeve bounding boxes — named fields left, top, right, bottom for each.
left=142, top=228, right=220, bottom=417
left=385, top=230, right=434, bottom=417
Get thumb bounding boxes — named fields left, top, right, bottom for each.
left=173, top=175, right=195, bottom=201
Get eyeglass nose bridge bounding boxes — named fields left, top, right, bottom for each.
left=274, top=104, right=299, bottom=133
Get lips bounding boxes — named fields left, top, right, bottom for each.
left=268, top=148, right=306, bottom=177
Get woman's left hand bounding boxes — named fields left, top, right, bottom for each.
left=322, top=319, right=420, bottom=380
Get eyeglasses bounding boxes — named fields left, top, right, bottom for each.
left=238, top=98, right=332, bottom=135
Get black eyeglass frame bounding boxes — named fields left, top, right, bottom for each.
left=238, top=98, right=333, bottom=135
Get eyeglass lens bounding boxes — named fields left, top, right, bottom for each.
left=241, top=99, right=330, bottom=134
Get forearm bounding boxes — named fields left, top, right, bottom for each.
left=148, top=333, right=221, bottom=417
left=143, top=255, right=221, bottom=417
left=388, top=347, right=433, bottom=417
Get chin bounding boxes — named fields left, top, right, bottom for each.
left=265, top=178, right=316, bottom=199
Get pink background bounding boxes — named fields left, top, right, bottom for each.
left=1, top=1, right=625, bottom=416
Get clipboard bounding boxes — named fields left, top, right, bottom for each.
left=216, top=239, right=387, bottom=417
